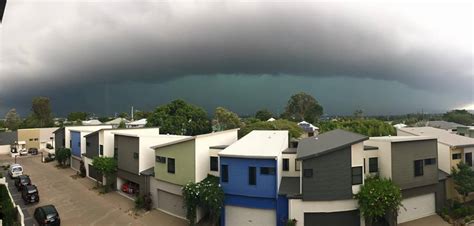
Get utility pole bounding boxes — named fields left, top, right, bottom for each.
left=131, top=106, right=134, bottom=121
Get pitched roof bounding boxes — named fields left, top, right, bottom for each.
left=127, top=118, right=147, bottom=126
left=105, top=118, right=130, bottom=125
left=219, top=130, right=288, bottom=158
left=426, top=121, right=465, bottom=130
left=398, top=127, right=474, bottom=148
left=297, top=129, right=368, bottom=160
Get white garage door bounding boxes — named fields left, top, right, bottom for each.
left=157, top=190, right=186, bottom=218
left=398, top=193, right=435, bottom=223
left=225, top=205, right=276, bottom=226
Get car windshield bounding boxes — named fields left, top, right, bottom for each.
left=12, top=167, right=22, bottom=172
left=46, top=213, right=58, bottom=220
left=28, top=188, right=37, bottom=194
left=22, top=178, right=30, bottom=183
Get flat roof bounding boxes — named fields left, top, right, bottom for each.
left=84, top=127, right=160, bottom=138
left=369, top=136, right=436, bottom=143
left=398, top=127, right=474, bottom=148
left=219, top=130, right=288, bottom=158
left=151, top=129, right=239, bottom=149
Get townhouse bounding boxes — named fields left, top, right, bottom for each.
left=83, top=127, right=161, bottom=183
left=0, top=131, right=17, bottom=155
left=283, top=129, right=368, bottom=226
left=363, top=136, right=446, bottom=223
left=115, top=132, right=189, bottom=197
left=397, top=127, right=474, bottom=200
left=18, top=127, right=58, bottom=151
left=151, top=129, right=238, bottom=221
left=53, top=125, right=112, bottom=172
left=218, top=130, right=288, bottom=226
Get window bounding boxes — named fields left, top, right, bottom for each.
left=352, top=167, right=363, bottom=185
left=466, top=153, right=473, bottom=166
left=290, top=142, right=298, bottom=148
left=369, top=157, right=378, bottom=173
left=261, top=167, right=276, bottom=175
left=210, top=157, right=218, bottom=171
left=155, top=156, right=166, bottom=163
left=133, top=152, right=139, bottom=159
left=414, top=160, right=424, bottom=177
left=29, top=139, right=33, bottom=141
left=453, top=153, right=462, bottom=160
left=99, top=145, right=104, bottom=155
left=295, top=160, right=301, bottom=171
left=283, top=158, right=289, bottom=171
left=34, top=138, right=38, bottom=141
left=221, top=165, right=228, bottom=182
left=363, top=158, right=366, bottom=174
left=303, top=169, right=313, bottom=178
left=167, top=158, right=175, bottom=174
left=424, top=158, right=436, bottom=165
left=249, top=167, right=257, bottom=185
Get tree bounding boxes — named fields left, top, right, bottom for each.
left=118, top=120, right=126, bottom=128
left=355, top=177, right=403, bottom=226
left=452, top=162, right=474, bottom=202
left=443, top=109, right=474, bottom=126
left=55, top=148, right=71, bottom=167
left=353, top=109, right=364, bottom=119
left=147, top=100, right=212, bottom=136
left=27, top=97, right=54, bottom=127
left=283, top=92, right=323, bottom=123
left=92, top=156, right=117, bottom=192
left=134, top=110, right=151, bottom=120
left=118, top=112, right=129, bottom=119
left=239, top=119, right=303, bottom=139
left=319, top=119, right=395, bottom=137
left=214, top=107, right=241, bottom=131
left=67, top=112, right=89, bottom=122
left=255, top=109, right=273, bottom=121
left=183, top=175, right=224, bottom=226
left=4, top=109, right=21, bottom=130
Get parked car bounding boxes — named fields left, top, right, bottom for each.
left=22, top=184, right=39, bottom=204
left=19, top=148, right=29, bottom=156
left=8, top=164, right=23, bottom=178
left=44, top=153, right=56, bottom=163
left=121, top=182, right=139, bottom=194
left=29, top=148, right=39, bottom=155
left=15, top=175, right=31, bottom=191
left=34, top=205, right=60, bottom=226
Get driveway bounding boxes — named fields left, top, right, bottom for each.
left=399, top=215, right=451, bottom=226
left=0, top=155, right=187, bottom=226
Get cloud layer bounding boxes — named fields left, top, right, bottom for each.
left=0, top=1, right=472, bottom=115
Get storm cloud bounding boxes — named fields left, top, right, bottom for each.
left=0, top=1, right=472, bottom=115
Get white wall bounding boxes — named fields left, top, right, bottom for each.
left=194, top=130, right=238, bottom=182
left=364, top=140, right=392, bottom=179
left=288, top=198, right=364, bottom=226
left=438, top=143, right=451, bottom=174
left=362, top=149, right=379, bottom=177
left=351, top=142, right=364, bottom=194
left=0, top=145, right=10, bottom=155
left=139, top=135, right=187, bottom=173
left=281, top=153, right=300, bottom=177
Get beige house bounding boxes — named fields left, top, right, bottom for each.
left=18, top=127, right=58, bottom=151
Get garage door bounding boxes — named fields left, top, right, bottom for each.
left=88, top=164, right=103, bottom=182
left=398, top=193, right=435, bottom=223
left=304, top=210, right=360, bottom=226
left=157, top=190, right=186, bottom=218
left=225, top=205, right=276, bottom=226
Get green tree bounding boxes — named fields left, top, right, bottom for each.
left=255, top=109, right=273, bottom=121
left=147, top=100, right=212, bottom=136
left=354, top=177, right=403, bottom=226
left=319, top=119, right=395, bottom=137
left=452, top=162, right=474, bottom=202
left=214, top=107, right=241, bottom=131
left=92, top=157, right=117, bottom=192
left=98, top=117, right=112, bottom=123
left=67, top=112, right=90, bottom=122
left=134, top=110, right=151, bottom=120
left=4, top=108, right=21, bottom=130
left=118, top=112, right=129, bottom=119
left=26, top=97, right=54, bottom=127
left=55, top=148, right=71, bottom=167
left=239, top=119, right=303, bottom=139
left=283, top=92, right=323, bottom=123
left=118, top=120, right=126, bottom=128
left=443, top=109, right=474, bottom=126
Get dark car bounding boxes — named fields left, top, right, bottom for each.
left=29, top=148, right=39, bottom=155
left=44, top=153, right=55, bottom=162
left=15, top=175, right=31, bottom=191
left=34, top=205, right=60, bottom=226
left=22, top=184, right=39, bottom=204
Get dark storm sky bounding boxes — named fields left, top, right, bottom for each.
left=0, top=1, right=472, bottom=117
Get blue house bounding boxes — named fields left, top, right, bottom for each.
left=219, top=130, right=289, bottom=226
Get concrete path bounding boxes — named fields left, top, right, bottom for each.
left=399, top=215, right=451, bottom=226
left=1, top=155, right=187, bottom=226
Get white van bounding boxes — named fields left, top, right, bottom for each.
left=8, top=164, right=23, bottom=178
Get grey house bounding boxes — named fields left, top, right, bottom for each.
left=364, top=136, right=446, bottom=224
left=284, top=129, right=368, bottom=226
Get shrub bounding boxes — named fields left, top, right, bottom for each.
left=286, top=219, right=297, bottom=226
left=0, top=172, right=3, bottom=178
left=0, top=185, right=17, bottom=225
